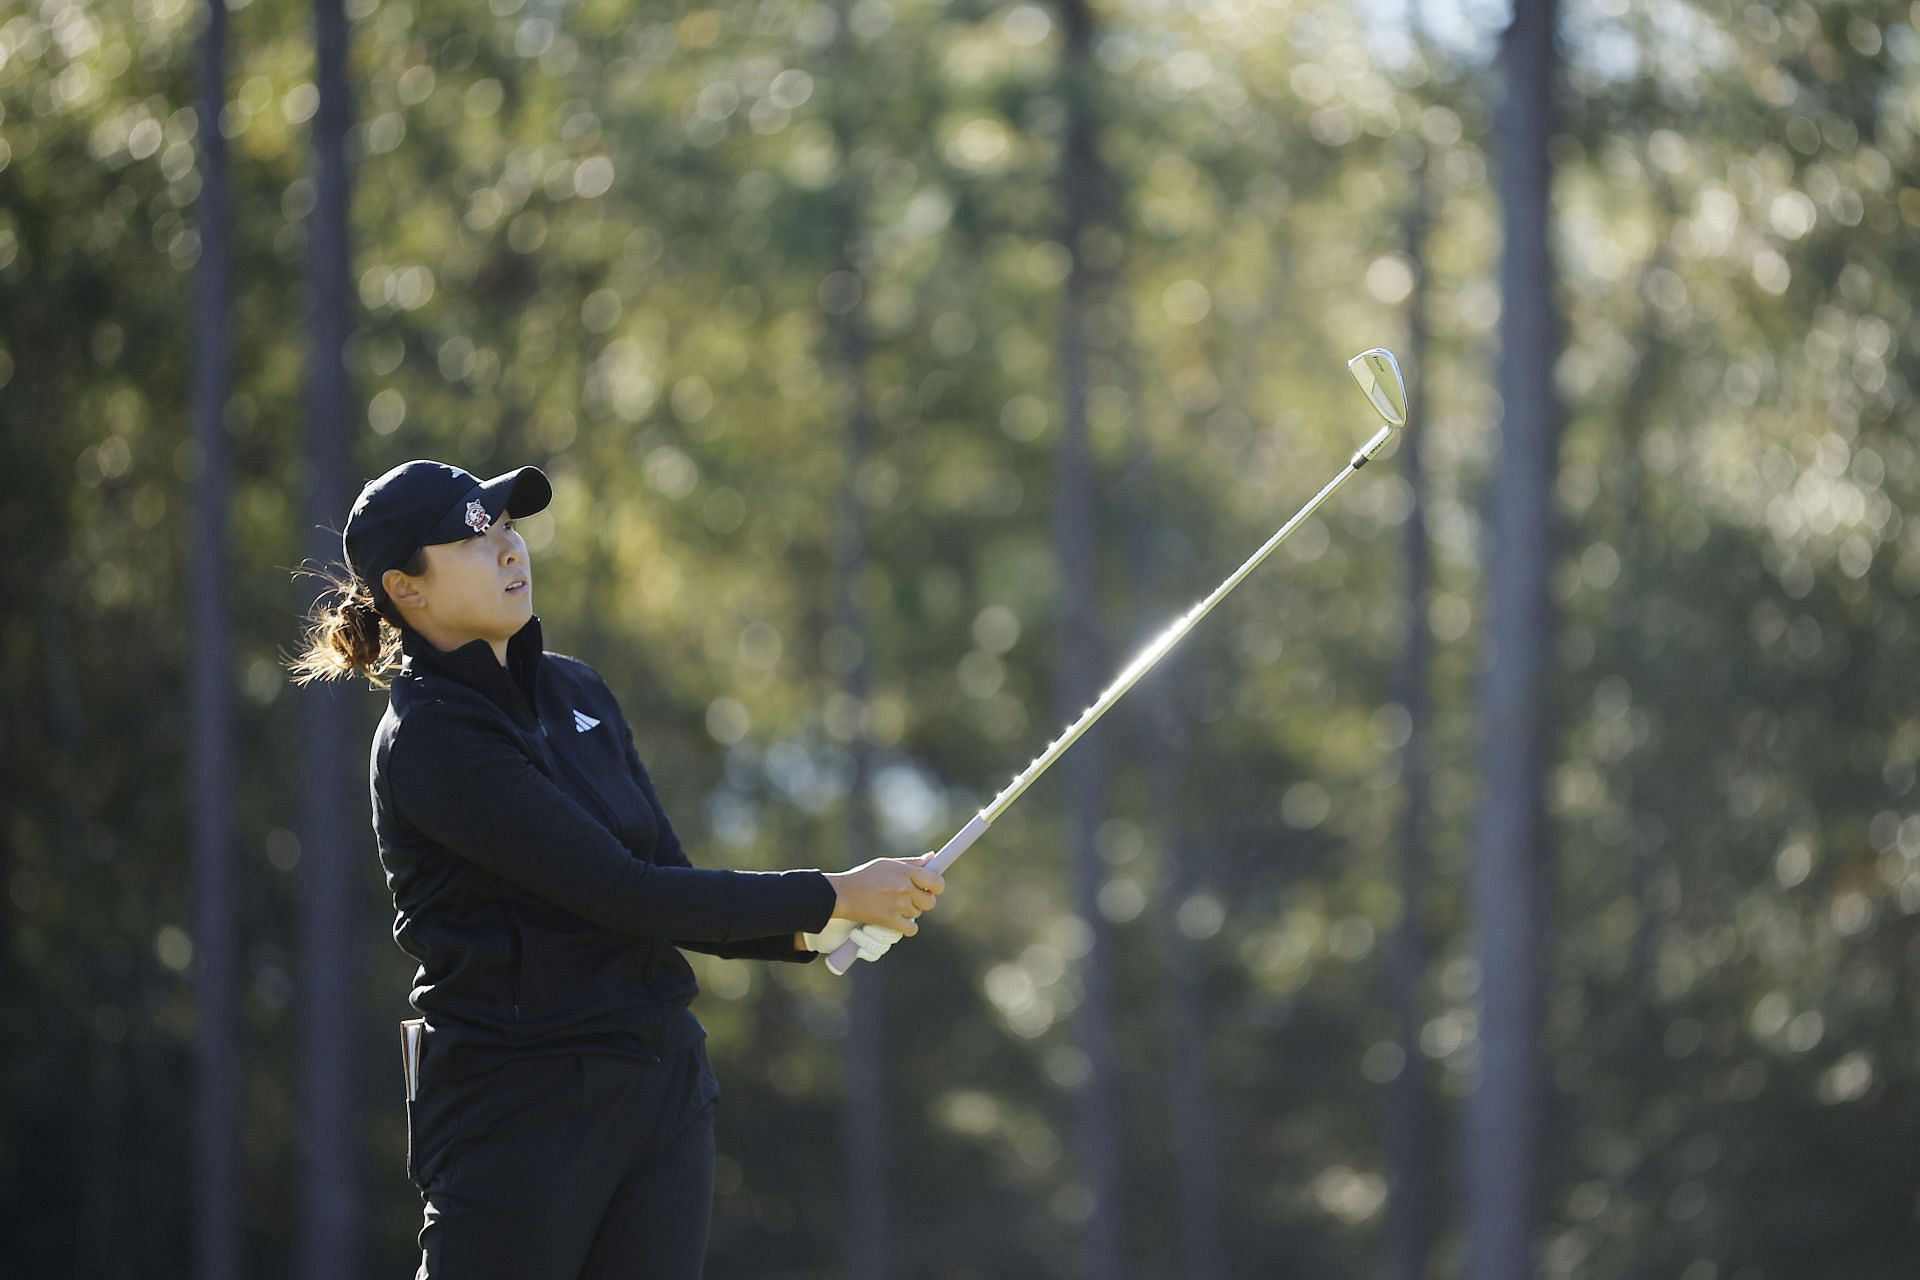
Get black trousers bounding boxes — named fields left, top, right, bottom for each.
left=407, top=1041, right=720, bottom=1279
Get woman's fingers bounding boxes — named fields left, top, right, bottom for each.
left=825, top=856, right=948, bottom=932
left=848, top=924, right=888, bottom=957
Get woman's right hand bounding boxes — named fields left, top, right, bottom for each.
left=823, top=855, right=945, bottom=936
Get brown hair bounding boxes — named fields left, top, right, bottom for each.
left=285, top=549, right=425, bottom=689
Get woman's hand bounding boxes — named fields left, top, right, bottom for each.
left=799, top=919, right=904, bottom=963
left=823, top=854, right=945, bottom=936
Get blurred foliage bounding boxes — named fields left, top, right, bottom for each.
left=3, top=0, right=1920, bottom=1275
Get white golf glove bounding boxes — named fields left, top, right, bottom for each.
left=802, top=919, right=905, bottom=963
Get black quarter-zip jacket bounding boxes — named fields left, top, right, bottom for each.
left=371, top=615, right=836, bottom=1079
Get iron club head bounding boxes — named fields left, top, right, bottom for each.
left=1347, top=348, right=1408, bottom=429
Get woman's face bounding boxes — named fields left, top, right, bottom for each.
left=383, top=517, right=533, bottom=651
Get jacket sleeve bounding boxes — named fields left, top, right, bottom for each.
left=621, top=724, right=829, bottom=964
left=390, top=702, right=836, bottom=943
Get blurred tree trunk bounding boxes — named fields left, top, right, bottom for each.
left=190, top=0, right=239, bottom=1274
left=299, top=0, right=360, bottom=1274
left=1608, top=177, right=1678, bottom=1280
left=80, top=1029, right=129, bottom=1275
left=835, top=486, right=888, bottom=1280
left=1466, top=1, right=1562, bottom=1278
left=1383, top=140, right=1437, bottom=1280
left=1143, top=677, right=1224, bottom=1278
left=822, top=4, right=890, bottom=1273
left=1113, top=184, right=1224, bottom=1280
left=1383, top=10, right=1440, bottom=1261
left=1055, top=0, right=1124, bottom=1274
left=1603, top=68, right=1681, bottom=1019
left=1617, top=204, right=1674, bottom=1011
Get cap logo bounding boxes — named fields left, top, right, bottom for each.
left=464, top=500, right=492, bottom=534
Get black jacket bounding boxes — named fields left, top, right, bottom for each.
left=370, top=615, right=836, bottom=1078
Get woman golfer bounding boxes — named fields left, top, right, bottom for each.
left=290, top=459, right=943, bottom=1278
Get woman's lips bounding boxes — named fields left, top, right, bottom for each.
left=505, top=579, right=529, bottom=594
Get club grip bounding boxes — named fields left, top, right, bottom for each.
left=825, top=940, right=859, bottom=975
left=825, top=814, right=992, bottom=975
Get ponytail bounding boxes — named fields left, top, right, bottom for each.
left=286, top=560, right=407, bottom=689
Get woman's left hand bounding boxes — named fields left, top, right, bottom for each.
left=801, top=919, right=902, bottom=963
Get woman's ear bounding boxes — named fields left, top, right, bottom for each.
left=382, top=565, right=427, bottom=614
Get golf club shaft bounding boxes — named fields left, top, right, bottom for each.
left=826, top=421, right=1394, bottom=975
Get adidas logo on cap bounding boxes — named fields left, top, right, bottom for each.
left=573, top=710, right=601, bottom=733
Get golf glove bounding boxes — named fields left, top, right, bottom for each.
left=802, top=919, right=904, bottom=963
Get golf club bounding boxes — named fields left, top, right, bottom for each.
left=827, top=348, right=1409, bottom=975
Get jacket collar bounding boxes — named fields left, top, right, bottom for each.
left=399, top=615, right=545, bottom=726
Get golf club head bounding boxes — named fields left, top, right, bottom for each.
left=1348, top=348, right=1408, bottom=429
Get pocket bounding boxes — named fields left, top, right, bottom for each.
left=406, top=1058, right=519, bottom=1192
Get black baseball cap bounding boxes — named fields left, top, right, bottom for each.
left=343, top=460, right=552, bottom=605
